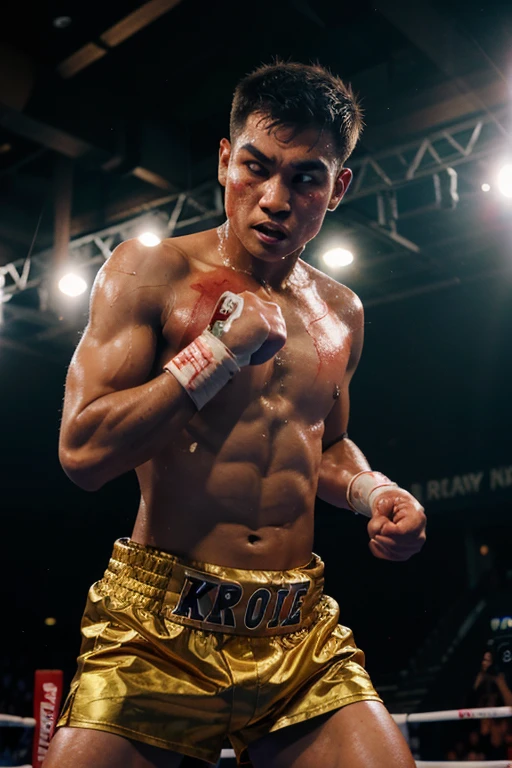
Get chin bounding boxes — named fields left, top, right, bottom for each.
left=250, top=233, right=299, bottom=260
left=252, top=249, right=289, bottom=262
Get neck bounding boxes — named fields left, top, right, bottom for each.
left=216, top=221, right=303, bottom=292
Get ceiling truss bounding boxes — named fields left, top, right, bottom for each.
left=0, top=107, right=508, bottom=352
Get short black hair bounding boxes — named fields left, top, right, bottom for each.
left=230, top=60, right=364, bottom=164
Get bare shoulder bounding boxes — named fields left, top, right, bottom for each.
left=299, top=259, right=363, bottom=330
left=101, top=236, right=191, bottom=285
left=162, top=227, right=224, bottom=269
left=91, top=236, right=194, bottom=324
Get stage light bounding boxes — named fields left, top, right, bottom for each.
left=138, top=232, right=161, bottom=247
left=322, top=248, right=354, bottom=269
left=53, top=16, right=72, bottom=28
left=44, top=617, right=57, bottom=626
left=497, top=164, right=512, bottom=198
left=58, top=273, right=87, bottom=297
left=480, top=544, right=489, bottom=556
left=481, top=183, right=491, bottom=193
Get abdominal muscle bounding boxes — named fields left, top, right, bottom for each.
left=131, top=412, right=324, bottom=570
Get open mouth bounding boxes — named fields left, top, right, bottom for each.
left=253, top=223, right=287, bottom=241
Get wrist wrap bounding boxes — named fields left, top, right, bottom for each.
left=164, top=329, right=239, bottom=410
left=347, top=470, right=398, bottom=517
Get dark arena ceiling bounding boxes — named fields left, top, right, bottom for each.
left=1, top=0, right=511, bottom=359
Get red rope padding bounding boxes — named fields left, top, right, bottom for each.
left=31, top=670, right=63, bottom=766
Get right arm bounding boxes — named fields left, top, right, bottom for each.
left=59, top=240, right=196, bottom=491
left=59, top=241, right=287, bottom=492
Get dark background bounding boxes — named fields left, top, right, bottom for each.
left=0, top=0, right=511, bottom=719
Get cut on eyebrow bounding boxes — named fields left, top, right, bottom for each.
left=240, top=143, right=328, bottom=173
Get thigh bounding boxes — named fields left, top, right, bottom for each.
left=248, top=701, right=416, bottom=768
left=43, top=726, right=185, bottom=768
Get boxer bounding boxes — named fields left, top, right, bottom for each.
left=46, top=60, right=425, bottom=768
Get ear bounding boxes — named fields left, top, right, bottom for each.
left=218, top=138, right=231, bottom=187
left=327, top=168, right=353, bottom=211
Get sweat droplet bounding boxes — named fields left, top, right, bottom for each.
left=189, top=442, right=198, bottom=453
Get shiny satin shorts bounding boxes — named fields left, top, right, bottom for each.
left=57, top=538, right=381, bottom=765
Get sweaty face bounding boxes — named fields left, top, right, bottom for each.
left=219, top=114, right=347, bottom=261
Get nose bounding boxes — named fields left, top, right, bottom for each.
left=259, top=176, right=291, bottom=218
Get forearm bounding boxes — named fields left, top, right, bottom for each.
left=316, top=438, right=371, bottom=508
left=60, top=371, right=196, bottom=490
left=496, top=676, right=512, bottom=706
left=317, top=435, right=426, bottom=561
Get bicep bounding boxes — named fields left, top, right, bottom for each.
left=64, top=322, right=157, bottom=416
left=322, top=382, right=350, bottom=449
left=321, top=295, right=364, bottom=449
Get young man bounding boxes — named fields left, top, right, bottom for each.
left=46, top=61, right=426, bottom=768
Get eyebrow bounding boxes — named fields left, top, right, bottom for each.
left=240, top=143, right=328, bottom=173
left=292, top=159, right=328, bottom=173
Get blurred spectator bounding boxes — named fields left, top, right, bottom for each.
left=444, top=647, right=512, bottom=761
left=466, top=729, right=485, bottom=760
left=469, top=649, right=512, bottom=707
left=470, top=649, right=511, bottom=760
left=444, top=739, right=467, bottom=761
left=0, top=656, right=33, bottom=717
left=0, top=658, right=34, bottom=766
left=506, top=722, right=512, bottom=761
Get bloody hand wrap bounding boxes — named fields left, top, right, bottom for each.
left=164, top=292, right=244, bottom=410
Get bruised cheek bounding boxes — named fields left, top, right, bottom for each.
left=225, top=174, right=254, bottom=219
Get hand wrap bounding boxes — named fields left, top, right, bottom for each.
left=346, top=470, right=399, bottom=517
left=163, top=291, right=244, bottom=410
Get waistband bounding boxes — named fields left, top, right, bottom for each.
left=100, top=538, right=325, bottom=637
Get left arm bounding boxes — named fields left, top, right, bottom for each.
left=317, top=294, right=426, bottom=561
left=316, top=294, right=370, bottom=508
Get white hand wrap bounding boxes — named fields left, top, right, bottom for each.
left=164, top=329, right=239, bottom=410
left=346, top=470, right=399, bottom=517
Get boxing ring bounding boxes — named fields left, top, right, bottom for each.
left=216, top=705, right=512, bottom=767
left=0, top=672, right=510, bottom=767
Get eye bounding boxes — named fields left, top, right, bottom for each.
left=245, top=161, right=267, bottom=176
left=294, top=173, right=317, bottom=185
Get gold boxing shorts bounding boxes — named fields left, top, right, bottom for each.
left=57, top=538, right=381, bottom=765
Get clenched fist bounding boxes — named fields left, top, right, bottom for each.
left=211, top=291, right=287, bottom=366
left=367, top=488, right=426, bottom=561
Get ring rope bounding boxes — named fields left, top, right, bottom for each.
left=1, top=706, right=511, bottom=766
left=2, top=706, right=509, bottom=728
left=415, top=762, right=511, bottom=768
left=0, top=715, right=36, bottom=726
left=395, top=706, right=512, bottom=724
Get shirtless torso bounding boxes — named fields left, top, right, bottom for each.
left=51, top=66, right=427, bottom=768
left=59, top=227, right=362, bottom=571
